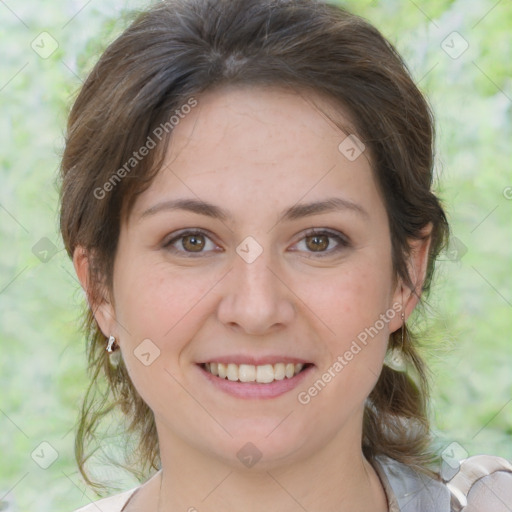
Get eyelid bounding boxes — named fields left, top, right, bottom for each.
left=162, top=227, right=351, bottom=257
left=162, top=228, right=220, bottom=256
left=292, top=228, right=351, bottom=257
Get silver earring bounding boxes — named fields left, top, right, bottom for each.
left=106, top=335, right=121, bottom=367
left=106, top=335, right=117, bottom=352
left=384, top=312, right=407, bottom=372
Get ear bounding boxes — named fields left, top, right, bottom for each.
left=73, top=246, right=117, bottom=339
left=391, top=223, right=433, bottom=325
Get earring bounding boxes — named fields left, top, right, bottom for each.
left=106, top=335, right=121, bottom=367
left=383, top=311, right=407, bottom=373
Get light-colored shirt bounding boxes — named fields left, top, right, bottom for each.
left=73, top=454, right=512, bottom=511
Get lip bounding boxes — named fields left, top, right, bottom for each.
left=198, top=355, right=311, bottom=366
left=196, top=362, right=314, bottom=399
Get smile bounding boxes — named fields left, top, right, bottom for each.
left=202, top=362, right=308, bottom=383
left=197, top=360, right=314, bottom=399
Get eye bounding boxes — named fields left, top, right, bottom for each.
left=163, top=229, right=219, bottom=256
left=162, top=228, right=350, bottom=258
left=293, top=229, right=350, bottom=257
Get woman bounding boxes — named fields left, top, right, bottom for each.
left=60, top=0, right=512, bottom=510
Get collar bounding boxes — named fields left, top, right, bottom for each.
left=370, top=455, right=452, bottom=511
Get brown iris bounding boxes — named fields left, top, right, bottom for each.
left=181, top=234, right=206, bottom=252
left=305, top=234, right=329, bottom=252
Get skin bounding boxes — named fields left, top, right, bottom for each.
left=74, top=85, right=432, bottom=511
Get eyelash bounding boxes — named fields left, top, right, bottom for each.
left=162, top=228, right=351, bottom=258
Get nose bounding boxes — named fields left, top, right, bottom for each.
left=216, top=247, right=296, bottom=335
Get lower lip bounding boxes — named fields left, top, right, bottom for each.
left=197, top=364, right=314, bottom=399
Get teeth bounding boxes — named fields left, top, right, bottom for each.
left=218, top=363, right=227, bottom=379
left=273, top=363, right=285, bottom=380
left=256, top=364, right=274, bottom=383
left=227, top=363, right=238, bottom=381
left=239, top=364, right=256, bottom=382
left=204, top=362, right=305, bottom=383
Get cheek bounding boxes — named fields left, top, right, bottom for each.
left=294, top=270, right=392, bottom=427
left=111, top=259, right=216, bottom=405
left=297, top=260, right=394, bottom=344
left=113, top=258, right=212, bottom=342
left=293, top=258, right=393, bottom=397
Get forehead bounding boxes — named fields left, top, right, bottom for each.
left=168, top=84, right=360, bottom=163
left=129, top=85, right=382, bottom=224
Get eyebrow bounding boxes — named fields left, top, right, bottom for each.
left=139, top=196, right=368, bottom=223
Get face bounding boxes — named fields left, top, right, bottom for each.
left=90, top=86, right=408, bottom=469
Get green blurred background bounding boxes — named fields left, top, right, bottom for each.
left=1, top=0, right=511, bottom=510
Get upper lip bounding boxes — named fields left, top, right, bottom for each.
left=198, top=355, right=312, bottom=366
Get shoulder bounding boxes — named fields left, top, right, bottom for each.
left=73, top=488, right=137, bottom=512
left=373, top=453, right=512, bottom=512
left=445, top=454, right=512, bottom=512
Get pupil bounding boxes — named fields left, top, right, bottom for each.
left=185, top=235, right=204, bottom=251
left=309, top=235, right=328, bottom=251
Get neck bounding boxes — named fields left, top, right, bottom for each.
left=154, top=424, right=388, bottom=512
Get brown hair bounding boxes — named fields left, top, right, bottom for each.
left=59, top=0, right=449, bottom=489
